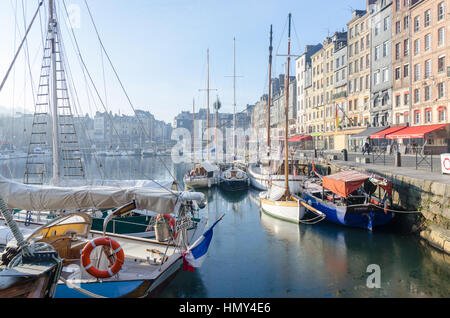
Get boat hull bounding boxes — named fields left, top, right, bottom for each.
left=183, top=177, right=216, bottom=189
left=302, top=192, right=395, bottom=230
left=218, top=178, right=249, bottom=192
left=260, top=195, right=306, bottom=224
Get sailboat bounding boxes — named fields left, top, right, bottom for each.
left=219, top=38, right=249, bottom=192
left=247, top=25, right=306, bottom=192
left=184, top=50, right=219, bottom=189
left=0, top=1, right=218, bottom=297
left=259, top=14, right=306, bottom=224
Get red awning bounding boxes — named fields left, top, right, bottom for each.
left=386, top=123, right=449, bottom=139
left=288, top=135, right=312, bottom=142
left=370, top=126, right=407, bottom=139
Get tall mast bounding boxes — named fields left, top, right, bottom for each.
left=49, top=0, right=60, bottom=182
left=267, top=25, right=273, bottom=158
left=284, top=14, right=292, bottom=197
left=233, top=37, right=236, bottom=160
left=193, top=98, right=196, bottom=168
left=206, top=48, right=210, bottom=162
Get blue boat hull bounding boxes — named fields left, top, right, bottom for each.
left=302, top=192, right=394, bottom=231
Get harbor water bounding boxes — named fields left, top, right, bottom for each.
left=1, top=156, right=449, bottom=298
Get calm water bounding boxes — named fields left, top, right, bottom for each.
left=1, top=156, right=449, bottom=298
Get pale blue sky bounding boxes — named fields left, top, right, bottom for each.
left=0, top=0, right=366, bottom=123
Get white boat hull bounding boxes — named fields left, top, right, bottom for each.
left=259, top=193, right=306, bottom=224
left=183, top=176, right=216, bottom=189
left=248, top=164, right=306, bottom=193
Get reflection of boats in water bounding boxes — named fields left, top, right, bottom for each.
left=259, top=211, right=300, bottom=244
left=218, top=186, right=247, bottom=203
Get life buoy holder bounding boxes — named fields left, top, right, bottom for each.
left=81, top=237, right=125, bottom=279
left=156, top=214, right=178, bottom=239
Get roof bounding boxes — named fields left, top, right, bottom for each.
left=386, top=124, right=449, bottom=139
left=370, top=126, right=407, bottom=139
left=350, top=126, right=389, bottom=139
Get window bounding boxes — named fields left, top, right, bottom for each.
left=425, top=34, right=431, bottom=51
left=382, top=68, right=389, bottom=82
left=396, top=21, right=401, bottom=34
left=425, top=109, right=432, bottom=123
left=424, top=10, right=431, bottom=27
left=438, top=27, right=445, bottom=46
left=375, top=22, right=381, bottom=36
left=414, top=63, right=421, bottom=81
left=374, top=45, right=380, bottom=60
left=366, top=74, right=370, bottom=90
left=438, top=82, right=446, bottom=98
left=438, top=107, right=447, bottom=122
left=384, top=17, right=389, bottom=31
left=360, top=57, right=364, bottom=70
left=395, top=67, right=401, bottom=80
left=366, top=54, right=370, bottom=69
left=374, top=71, right=380, bottom=85
left=414, top=88, right=420, bottom=103
left=414, top=111, right=421, bottom=124
left=438, top=55, right=445, bottom=73
left=361, top=38, right=364, bottom=51
left=396, top=0, right=401, bottom=11
left=404, top=64, right=409, bottom=77
left=395, top=94, right=401, bottom=107
left=424, top=86, right=431, bottom=101
left=404, top=39, right=409, bottom=56
left=414, top=39, right=420, bottom=55
left=404, top=92, right=409, bottom=105
left=414, top=16, right=420, bottom=32
left=366, top=34, right=370, bottom=47
left=395, top=42, right=401, bottom=59
left=425, top=59, right=432, bottom=78
left=383, top=41, right=389, bottom=57
left=438, top=2, right=445, bottom=21
left=404, top=16, right=409, bottom=29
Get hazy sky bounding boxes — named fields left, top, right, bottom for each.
left=0, top=0, right=365, bottom=123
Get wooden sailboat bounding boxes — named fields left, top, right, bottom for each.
left=259, top=14, right=306, bottom=223
left=247, top=24, right=306, bottom=192
left=184, top=50, right=219, bottom=189
left=219, top=37, right=249, bottom=192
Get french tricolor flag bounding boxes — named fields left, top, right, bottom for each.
left=182, top=215, right=224, bottom=272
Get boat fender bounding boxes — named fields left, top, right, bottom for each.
left=81, top=237, right=125, bottom=279
left=155, top=214, right=178, bottom=239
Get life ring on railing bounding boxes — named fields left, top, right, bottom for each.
left=81, top=237, right=125, bottom=279
left=156, top=214, right=178, bottom=239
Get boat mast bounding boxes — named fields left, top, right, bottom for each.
left=193, top=98, right=196, bottom=168
left=49, top=0, right=60, bottom=183
left=267, top=25, right=273, bottom=158
left=206, top=49, right=210, bottom=162
left=233, top=37, right=236, bottom=160
left=284, top=14, right=292, bottom=197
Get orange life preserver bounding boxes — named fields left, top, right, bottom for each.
left=81, top=237, right=125, bottom=279
left=156, top=214, right=178, bottom=239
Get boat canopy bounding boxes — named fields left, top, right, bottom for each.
left=322, top=170, right=392, bottom=198
left=369, top=126, right=406, bottom=139
left=0, top=175, right=179, bottom=213
left=288, top=135, right=312, bottom=142
left=200, top=161, right=219, bottom=172
left=349, top=126, right=389, bottom=139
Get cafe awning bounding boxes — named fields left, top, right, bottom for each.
left=288, top=135, right=312, bottom=142
left=370, top=126, right=407, bottom=139
left=349, top=126, right=389, bottom=139
left=385, top=123, right=449, bottom=139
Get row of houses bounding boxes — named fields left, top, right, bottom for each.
left=252, top=0, right=449, bottom=154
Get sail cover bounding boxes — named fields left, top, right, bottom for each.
left=0, top=176, right=179, bottom=213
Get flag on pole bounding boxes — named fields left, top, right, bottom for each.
left=182, top=215, right=224, bottom=272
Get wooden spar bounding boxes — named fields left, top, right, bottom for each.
left=284, top=14, right=292, bottom=197
left=233, top=37, right=236, bottom=159
left=267, top=25, right=273, bottom=157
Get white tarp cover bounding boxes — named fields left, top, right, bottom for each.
left=0, top=176, right=179, bottom=213
left=201, top=161, right=219, bottom=173
left=54, top=179, right=175, bottom=190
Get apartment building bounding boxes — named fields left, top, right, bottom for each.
left=410, top=0, right=449, bottom=126
left=347, top=9, right=372, bottom=128
left=370, top=0, right=394, bottom=127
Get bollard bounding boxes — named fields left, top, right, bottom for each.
left=395, top=151, right=401, bottom=167
left=341, top=149, right=348, bottom=161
